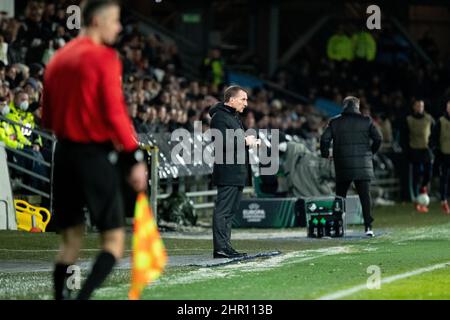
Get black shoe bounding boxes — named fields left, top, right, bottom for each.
left=213, top=249, right=245, bottom=259
left=228, top=247, right=247, bottom=256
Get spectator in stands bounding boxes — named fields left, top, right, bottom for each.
left=326, top=26, right=354, bottom=62
left=352, top=29, right=377, bottom=62
left=53, top=6, right=68, bottom=27
left=42, top=2, right=56, bottom=29
left=24, top=78, right=41, bottom=105
left=0, top=33, right=8, bottom=65
left=162, top=43, right=182, bottom=74
left=28, top=62, right=44, bottom=83
left=418, top=30, right=439, bottom=63
left=142, top=33, right=159, bottom=66
left=127, top=101, right=139, bottom=128
left=244, top=111, right=256, bottom=130
left=54, top=25, right=69, bottom=48
left=41, top=39, right=56, bottom=65
left=134, top=104, right=150, bottom=133
left=1, top=15, right=22, bottom=63
left=17, top=1, right=53, bottom=64
left=0, top=62, right=5, bottom=82
left=186, top=81, right=204, bottom=101
left=185, top=109, right=198, bottom=132
left=2, top=90, right=46, bottom=190
left=11, top=89, right=44, bottom=148
left=0, top=96, right=29, bottom=150
left=154, top=105, right=169, bottom=133
left=202, top=48, right=226, bottom=87
left=143, top=77, right=161, bottom=101
left=5, top=64, right=20, bottom=88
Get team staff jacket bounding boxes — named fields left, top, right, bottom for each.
left=431, top=112, right=450, bottom=156
left=0, top=118, right=31, bottom=149
left=401, top=112, right=435, bottom=152
left=320, top=104, right=382, bottom=182
left=7, top=102, right=42, bottom=147
left=209, top=102, right=250, bottom=187
left=42, top=36, right=138, bottom=153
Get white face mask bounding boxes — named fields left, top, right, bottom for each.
left=1, top=105, right=10, bottom=116
left=19, top=101, right=29, bottom=111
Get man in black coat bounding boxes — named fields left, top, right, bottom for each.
left=209, top=85, right=259, bottom=258
left=320, top=96, right=382, bottom=237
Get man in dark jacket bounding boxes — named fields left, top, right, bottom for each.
left=320, top=96, right=382, bottom=237
left=209, top=85, right=259, bottom=258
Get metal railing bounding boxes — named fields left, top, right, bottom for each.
left=0, top=115, right=56, bottom=212
left=0, top=114, right=402, bottom=225
left=157, top=187, right=255, bottom=211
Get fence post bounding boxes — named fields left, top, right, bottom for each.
left=150, top=146, right=159, bottom=221
left=49, top=137, right=57, bottom=215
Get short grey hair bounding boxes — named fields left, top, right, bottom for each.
left=343, top=96, right=360, bottom=109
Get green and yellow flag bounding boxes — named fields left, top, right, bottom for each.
left=129, top=192, right=167, bottom=300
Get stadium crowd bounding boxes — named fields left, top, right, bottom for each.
left=0, top=0, right=328, bottom=165
left=272, top=23, right=450, bottom=144
left=1, top=1, right=449, bottom=211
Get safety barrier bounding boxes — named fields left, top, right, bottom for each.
left=0, top=115, right=56, bottom=213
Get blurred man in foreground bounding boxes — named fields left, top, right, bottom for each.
left=42, top=0, right=147, bottom=300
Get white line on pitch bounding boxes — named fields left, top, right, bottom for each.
left=317, top=261, right=450, bottom=300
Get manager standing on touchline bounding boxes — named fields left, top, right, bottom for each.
left=42, top=0, right=147, bottom=300
left=209, top=86, right=259, bottom=259
left=320, top=96, right=382, bottom=237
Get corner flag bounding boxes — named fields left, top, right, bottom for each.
left=129, top=192, right=167, bottom=300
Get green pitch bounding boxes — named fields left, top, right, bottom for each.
left=0, top=202, right=449, bottom=300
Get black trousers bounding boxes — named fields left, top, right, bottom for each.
left=336, top=180, right=373, bottom=228
left=409, top=149, right=433, bottom=197
left=213, top=185, right=243, bottom=251
left=411, top=163, right=433, bottom=196
left=439, top=157, right=450, bottom=201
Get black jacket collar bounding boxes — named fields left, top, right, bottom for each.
left=222, top=103, right=237, bottom=114
left=342, top=105, right=361, bottom=115
left=209, top=102, right=237, bottom=117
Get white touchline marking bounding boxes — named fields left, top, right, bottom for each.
left=96, top=247, right=356, bottom=296
left=142, top=246, right=355, bottom=289
left=96, top=248, right=354, bottom=296
left=317, top=261, right=450, bottom=300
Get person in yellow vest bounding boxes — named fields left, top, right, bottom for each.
left=6, top=91, right=46, bottom=190
left=8, top=90, right=42, bottom=149
left=402, top=100, right=435, bottom=213
left=431, top=99, right=450, bottom=214
left=352, top=30, right=377, bottom=61
left=0, top=98, right=32, bottom=150
left=327, top=27, right=354, bottom=61
left=202, top=48, right=226, bottom=87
